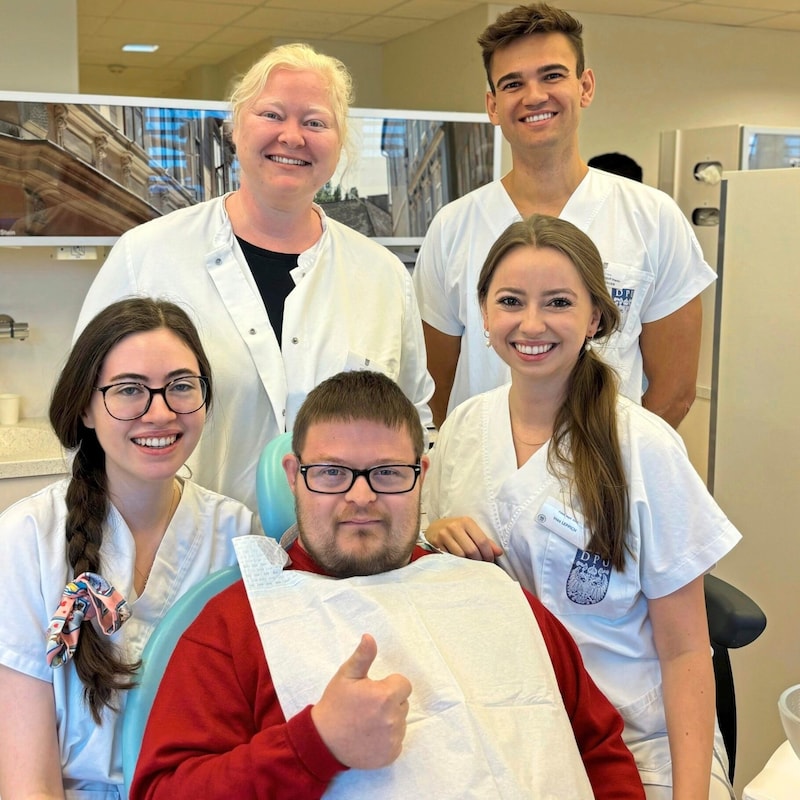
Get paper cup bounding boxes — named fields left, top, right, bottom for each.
left=0, top=394, right=21, bottom=426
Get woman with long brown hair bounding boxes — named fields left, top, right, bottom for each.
left=424, top=214, right=739, bottom=799
left=0, top=298, right=257, bottom=799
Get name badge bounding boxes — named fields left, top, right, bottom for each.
left=536, top=497, right=585, bottom=546
left=537, top=498, right=612, bottom=606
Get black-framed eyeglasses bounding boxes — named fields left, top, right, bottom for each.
left=94, top=376, right=209, bottom=421
left=297, top=460, right=422, bottom=495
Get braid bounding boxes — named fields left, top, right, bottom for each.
left=49, top=298, right=213, bottom=722
left=65, top=439, right=106, bottom=575
left=64, top=438, right=139, bottom=723
left=550, top=350, right=629, bottom=571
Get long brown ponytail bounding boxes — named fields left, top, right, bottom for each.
left=478, top=214, right=630, bottom=570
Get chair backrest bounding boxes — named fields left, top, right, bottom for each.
left=256, top=430, right=296, bottom=540
left=121, top=565, right=242, bottom=793
left=121, top=433, right=297, bottom=792
left=704, top=573, right=768, bottom=781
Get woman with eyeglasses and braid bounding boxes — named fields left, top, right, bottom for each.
left=0, top=297, right=258, bottom=799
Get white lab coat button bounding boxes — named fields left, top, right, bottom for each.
left=291, top=337, right=299, bottom=344
left=215, top=257, right=222, bottom=265
left=248, top=328, right=256, bottom=335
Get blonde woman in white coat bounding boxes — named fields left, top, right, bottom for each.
left=76, top=43, right=433, bottom=511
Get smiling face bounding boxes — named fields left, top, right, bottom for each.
left=485, top=32, right=594, bottom=156
left=482, top=244, right=601, bottom=394
left=233, top=67, right=342, bottom=207
left=283, top=419, right=428, bottom=578
left=82, top=328, right=206, bottom=494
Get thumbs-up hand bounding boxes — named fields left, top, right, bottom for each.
left=311, top=634, right=412, bottom=770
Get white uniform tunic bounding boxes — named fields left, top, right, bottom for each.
left=0, top=478, right=257, bottom=799
left=76, top=196, right=434, bottom=511
left=413, top=171, right=715, bottom=414
left=424, top=385, right=740, bottom=789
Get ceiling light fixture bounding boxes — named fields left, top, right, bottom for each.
left=122, top=43, right=159, bottom=53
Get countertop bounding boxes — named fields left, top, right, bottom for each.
left=0, top=418, right=69, bottom=479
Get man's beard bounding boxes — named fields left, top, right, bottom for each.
left=296, top=509, right=420, bottom=578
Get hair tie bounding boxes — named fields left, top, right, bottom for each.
left=46, top=572, right=131, bottom=668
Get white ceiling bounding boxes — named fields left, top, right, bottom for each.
left=78, top=0, right=800, bottom=97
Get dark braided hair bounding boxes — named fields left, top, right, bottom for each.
left=49, top=297, right=213, bottom=722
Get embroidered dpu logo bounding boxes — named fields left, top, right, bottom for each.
left=611, top=287, right=634, bottom=310
left=609, top=287, right=635, bottom=331
left=566, top=549, right=611, bottom=605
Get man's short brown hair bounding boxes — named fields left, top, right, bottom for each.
left=292, top=371, right=425, bottom=460
left=478, top=3, right=585, bottom=92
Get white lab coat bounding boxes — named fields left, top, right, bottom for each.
left=75, top=196, right=434, bottom=510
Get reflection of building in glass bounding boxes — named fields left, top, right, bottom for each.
left=747, top=133, right=800, bottom=169
left=0, top=98, right=492, bottom=242
left=320, top=196, right=393, bottom=237
left=381, top=119, right=494, bottom=237
left=140, top=107, right=238, bottom=204
left=0, top=101, right=237, bottom=237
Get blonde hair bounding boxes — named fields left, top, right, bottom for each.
left=229, top=43, right=354, bottom=161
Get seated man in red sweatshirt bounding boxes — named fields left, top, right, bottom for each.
left=131, top=370, right=644, bottom=800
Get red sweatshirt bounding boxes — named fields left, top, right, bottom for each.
left=131, top=543, right=644, bottom=800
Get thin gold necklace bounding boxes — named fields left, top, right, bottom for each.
left=511, top=420, right=550, bottom=448
left=513, top=435, right=549, bottom=447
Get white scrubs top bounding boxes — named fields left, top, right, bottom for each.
left=413, top=170, right=715, bottom=413
left=425, top=385, right=741, bottom=755
left=0, top=477, right=256, bottom=798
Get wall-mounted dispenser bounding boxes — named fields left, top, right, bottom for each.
left=0, top=314, right=29, bottom=340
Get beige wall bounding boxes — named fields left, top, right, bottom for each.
left=0, top=250, right=100, bottom=419
left=179, top=37, right=385, bottom=108
left=382, top=4, right=490, bottom=112
left=577, top=11, right=800, bottom=184
left=0, top=0, right=78, bottom=93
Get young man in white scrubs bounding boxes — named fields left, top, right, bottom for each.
left=131, top=371, right=645, bottom=800
left=413, top=2, right=714, bottom=429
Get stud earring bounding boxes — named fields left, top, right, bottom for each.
left=584, top=337, right=594, bottom=352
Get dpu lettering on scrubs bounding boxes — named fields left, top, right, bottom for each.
left=611, top=287, right=635, bottom=310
